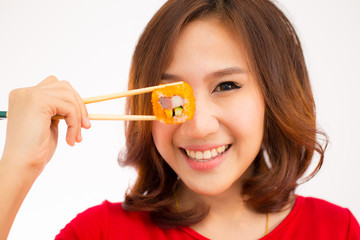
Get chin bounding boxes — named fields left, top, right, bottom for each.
left=185, top=179, right=235, bottom=197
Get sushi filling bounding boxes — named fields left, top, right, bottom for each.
left=159, top=95, right=185, bottom=119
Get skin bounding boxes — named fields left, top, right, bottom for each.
left=0, top=17, right=292, bottom=240
left=152, top=18, right=290, bottom=239
left=0, top=76, right=91, bottom=239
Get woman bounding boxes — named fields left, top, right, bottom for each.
left=1, top=0, right=359, bottom=239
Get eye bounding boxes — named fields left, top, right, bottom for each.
left=213, top=81, right=241, bottom=93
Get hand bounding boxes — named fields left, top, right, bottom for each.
left=1, top=76, right=91, bottom=172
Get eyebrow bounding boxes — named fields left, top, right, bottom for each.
left=211, top=67, right=247, bottom=78
left=161, top=67, right=247, bottom=80
left=161, top=72, right=181, bottom=81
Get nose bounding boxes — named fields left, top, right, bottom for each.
left=180, top=93, right=219, bottom=138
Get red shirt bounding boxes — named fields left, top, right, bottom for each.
left=55, top=196, right=360, bottom=239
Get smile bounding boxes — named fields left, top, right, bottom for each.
left=183, top=145, right=230, bottom=162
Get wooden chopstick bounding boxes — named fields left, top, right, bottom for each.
left=52, top=114, right=157, bottom=121
left=83, top=81, right=183, bottom=104
left=1, top=82, right=184, bottom=121
left=79, top=81, right=183, bottom=120
left=1, top=110, right=157, bottom=121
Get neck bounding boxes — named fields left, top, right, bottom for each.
left=176, top=178, right=270, bottom=240
left=177, top=177, right=252, bottom=220
left=176, top=163, right=255, bottom=216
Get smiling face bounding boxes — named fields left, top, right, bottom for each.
left=152, top=17, right=265, bottom=196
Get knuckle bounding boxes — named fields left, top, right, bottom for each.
left=42, top=75, right=59, bottom=84
left=60, top=80, right=71, bottom=88
left=46, top=75, right=58, bottom=81
left=9, top=87, right=27, bottom=102
left=67, top=104, right=76, bottom=116
left=69, top=104, right=81, bottom=118
left=9, top=88, right=19, bottom=100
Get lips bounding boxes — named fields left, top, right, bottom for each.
left=181, top=144, right=231, bottom=171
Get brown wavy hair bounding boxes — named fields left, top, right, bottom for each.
left=120, top=0, right=327, bottom=228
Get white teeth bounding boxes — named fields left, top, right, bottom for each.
left=216, top=146, right=225, bottom=153
left=185, top=145, right=228, bottom=161
left=203, top=150, right=211, bottom=159
left=211, top=149, right=217, bottom=157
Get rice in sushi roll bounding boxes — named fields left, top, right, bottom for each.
left=151, top=82, right=195, bottom=124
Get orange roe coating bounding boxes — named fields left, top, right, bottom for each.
left=151, top=82, right=195, bottom=124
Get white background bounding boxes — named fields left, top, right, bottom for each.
left=0, top=0, right=359, bottom=239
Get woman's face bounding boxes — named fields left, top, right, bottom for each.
left=152, top=17, right=265, bottom=196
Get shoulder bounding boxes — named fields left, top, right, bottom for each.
left=264, top=196, right=360, bottom=239
left=296, top=195, right=360, bottom=228
left=55, top=201, right=151, bottom=239
left=55, top=201, right=202, bottom=240
left=299, top=195, right=351, bottom=216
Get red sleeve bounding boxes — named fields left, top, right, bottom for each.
left=55, top=202, right=109, bottom=240
left=347, top=209, right=360, bottom=239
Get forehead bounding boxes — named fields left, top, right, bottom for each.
left=166, top=17, right=249, bottom=75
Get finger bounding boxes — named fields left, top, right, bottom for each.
left=49, top=80, right=84, bottom=143
left=37, top=78, right=88, bottom=143
left=38, top=84, right=83, bottom=131
left=64, top=81, right=91, bottom=129
left=57, top=81, right=91, bottom=144
left=59, top=81, right=83, bottom=142
left=53, top=100, right=82, bottom=146
left=37, top=79, right=89, bottom=130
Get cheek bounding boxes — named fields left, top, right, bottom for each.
left=152, top=121, right=178, bottom=161
left=240, top=102, right=264, bottom=131
left=223, top=93, right=265, bottom=140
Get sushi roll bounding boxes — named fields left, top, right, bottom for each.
left=151, top=82, right=195, bottom=124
